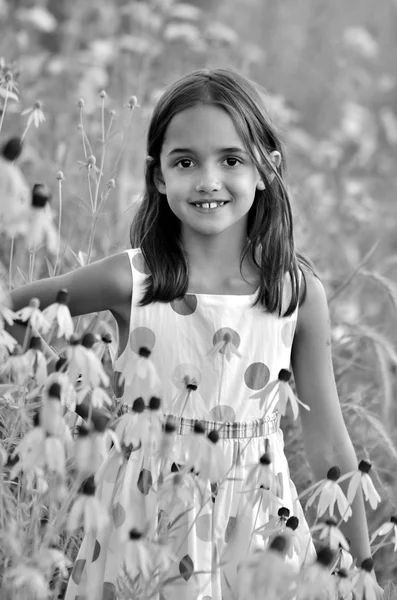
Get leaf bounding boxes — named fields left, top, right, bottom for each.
left=16, top=267, right=28, bottom=284
left=78, top=251, right=88, bottom=267
left=45, top=257, right=55, bottom=278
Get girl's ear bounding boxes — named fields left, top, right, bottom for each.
left=148, top=156, right=166, bottom=195
left=268, top=151, right=281, bottom=183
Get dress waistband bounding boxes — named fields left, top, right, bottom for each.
left=168, top=413, right=279, bottom=439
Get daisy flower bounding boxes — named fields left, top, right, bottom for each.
left=93, top=331, right=117, bottom=363
left=4, top=565, right=48, bottom=600
left=124, top=528, right=156, bottom=581
left=147, top=395, right=164, bottom=452
left=184, top=422, right=228, bottom=482
left=206, top=331, right=243, bottom=361
left=335, top=568, right=354, bottom=600
left=116, top=345, right=160, bottom=391
left=370, top=514, right=397, bottom=551
left=24, top=336, right=48, bottom=386
left=23, top=465, right=48, bottom=494
left=42, top=288, right=74, bottom=340
left=170, top=373, right=209, bottom=419
left=312, top=517, right=350, bottom=551
left=0, top=137, right=30, bottom=238
left=0, top=344, right=30, bottom=385
left=337, top=459, right=381, bottom=510
left=27, top=183, right=58, bottom=254
left=254, top=506, right=290, bottom=541
left=44, top=365, right=76, bottom=411
left=237, top=535, right=297, bottom=600
left=302, top=466, right=352, bottom=522
left=14, top=297, right=51, bottom=335
left=77, top=384, right=113, bottom=410
left=283, top=516, right=302, bottom=559
left=74, top=425, right=120, bottom=475
left=297, top=546, right=337, bottom=600
left=114, top=397, right=149, bottom=451
left=40, top=382, right=64, bottom=436
left=21, top=100, right=46, bottom=129
left=251, top=369, right=310, bottom=417
left=351, top=558, right=383, bottom=600
left=241, top=452, right=283, bottom=515
left=66, top=332, right=110, bottom=388
left=10, top=425, right=66, bottom=478
left=67, top=474, right=110, bottom=533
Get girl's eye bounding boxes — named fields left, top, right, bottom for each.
left=223, top=157, right=242, bottom=167
left=176, top=159, right=194, bottom=169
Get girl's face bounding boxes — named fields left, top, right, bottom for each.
left=156, top=104, right=273, bottom=241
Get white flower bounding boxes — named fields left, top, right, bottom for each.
left=68, top=475, right=110, bottom=533
left=124, top=528, right=156, bottom=580
left=335, top=568, right=354, bottom=600
left=21, top=100, right=46, bottom=128
left=116, top=345, right=160, bottom=390
left=24, top=337, right=48, bottom=386
left=45, top=370, right=76, bottom=411
left=250, top=369, right=310, bottom=417
left=114, top=397, right=149, bottom=449
left=78, top=385, right=113, bottom=409
left=14, top=297, right=51, bottom=334
left=254, top=506, right=290, bottom=541
left=66, top=333, right=109, bottom=388
left=337, top=459, right=381, bottom=510
left=351, top=558, right=383, bottom=600
left=206, top=331, right=244, bottom=361
left=169, top=373, right=209, bottom=419
left=5, top=565, right=48, bottom=600
left=0, top=143, right=31, bottom=237
left=184, top=422, right=228, bottom=482
left=313, top=517, right=350, bottom=551
left=301, top=466, right=352, bottom=522
left=28, top=202, right=59, bottom=254
left=11, top=426, right=67, bottom=477
left=297, top=547, right=338, bottom=599
left=370, top=515, right=397, bottom=551
left=42, top=288, right=74, bottom=339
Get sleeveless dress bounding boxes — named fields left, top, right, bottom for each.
left=65, top=248, right=316, bottom=600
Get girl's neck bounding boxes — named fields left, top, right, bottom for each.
left=182, top=230, right=260, bottom=295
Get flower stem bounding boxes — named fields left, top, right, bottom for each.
left=54, top=178, right=63, bottom=276
left=0, top=87, right=9, bottom=135
left=8, top=235, right=14, bottom=291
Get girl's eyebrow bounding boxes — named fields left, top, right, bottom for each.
left=166, top=146, right=249, bottom=157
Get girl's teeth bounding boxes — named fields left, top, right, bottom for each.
left=195, top=201, right=225, bottom=209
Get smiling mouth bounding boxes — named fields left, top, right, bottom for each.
left=192, top=201, right=230, bottom=210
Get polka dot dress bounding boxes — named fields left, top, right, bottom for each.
left=65, top=248, right=316, bottom=600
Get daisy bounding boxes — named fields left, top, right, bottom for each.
left=24, top=336, right=48, bottom=386
left=334, top=568, right=354, bottom=600
left=44, top=369, right=76, bottom=411
left=206, top=331, right=243, bottom=361
left=74, top=425, right=120, bottom=475
left=250, top=369, right=310, bottom=417
left=337, top=459, right=381, bottom=510
left=170, top=373, right=209, bottom=419
left=0, top=137, right=30, bottom=237
left=116, top=345, right=161, bottom=391
left=370, top=515, right=397, bottom=551
left=42, top=288, right=74, bottom=340
left=184, top=422, right=228, bottom=482
left=351, top=558, right=383, bottom=600
left=124, top=528, right=156, bottom=581
left=21, top=100, right=46, bottom=129
left=77, top=385, right=113, bottom=410
left=301, top=466, right=352, bottom=522
left=27, top=183, right=58, bottom=254
left=254, top=506, right=290, bottom=541
left=23, top=465, right=48, bottom=494
left=4, top=565, right=48, bottom=600
left=40, top=382, right=64, bottom=436
left=313, top=517, right=350, bottom=551
left=93, top=331, right=117, bottom=363
left=114, top=397, right=149, bottom=451
left=297, top=546, right=338, bottom=600
left=10, top=427, right=66, bottom=478
left=14, top=297, right=51, bottom=335
left=67, top=475, right=110, bottom=533
left=0, top=345, right=30, bottom=385
left=65, top=333, right=109, bottom=388
left=283, top=516, right=302, bottom=559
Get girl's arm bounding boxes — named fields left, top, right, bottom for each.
left=9, top=251, right=132, bottom=319
left=291, top=270, right=372, bottom=564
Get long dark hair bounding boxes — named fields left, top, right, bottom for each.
left=131, top=68, right=316, bottom=316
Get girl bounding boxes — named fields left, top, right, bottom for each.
left=10, top=68, right=376, bottom=599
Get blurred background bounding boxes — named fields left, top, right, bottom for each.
left=1, top=0, right=397, bottom=585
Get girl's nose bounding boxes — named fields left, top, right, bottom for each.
left=195, top=170, right=221, bottom=193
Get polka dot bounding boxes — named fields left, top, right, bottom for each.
left=102, top=582, right=117, bottom=600
left=244, top=362, right=270, bottom=390
left=179, top=554, right=194, bottom=581
left=196, top=514, right=212, bottom=542
left=132, top=252, right=150, bottom=274
left=92, top=539, right=101, bottom=562
left=71, top=559, right=86, bottom=585
left=172, top=364, right=202, bottom=389
left=209, top=405, right=236, bottom=422
left=225, top=516, right=237, bottom=543
left=137, top=468, right=153, bottom=495
left=170, top=294, right=197, bottom=315
left=212, top=327, right=240, bottom=354
left=129, top=327, right=156, bottom=354
left=281, top=320, right=296, bottom=348
left=112, top=502, right=126, bottom=528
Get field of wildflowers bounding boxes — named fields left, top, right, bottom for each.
left=1, top=0, right=397, bottom=598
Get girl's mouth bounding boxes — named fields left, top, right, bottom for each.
left=192, top=201, right=229, bottom=212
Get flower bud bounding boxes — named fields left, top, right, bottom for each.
left=48, top=383, right=61, bottom=400
left=358, top=459, right=372, bottom=474
left=99, top=90, right=107, bottom=99
left=132, top=397, right=145, bottom=413
left=81, top=333, right=95, bottom=349
left=278, top=507, right=290, bottom=519
left=56, top=171, right=64, bottom=181
left=87, top=155, right=96, bottom=167
left=286, top=516, right=299, bottom=530
left=107, top=178, right=116, bottom=189
left=128, top=96, right=138, bottom=109
left=360, top=557, right=374, bottom=572
left=316, top=546, right=335, bottom=567
left=208, top=430, right=219, bottom=444
left=34, top=100, right=42, bottom=110
left=77, top=98, right=85, bottom=108
left=259, top=452, right=271, bottom=465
